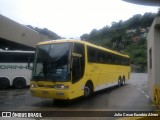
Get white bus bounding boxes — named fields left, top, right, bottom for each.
left=0, top=50, right=34, bottom=89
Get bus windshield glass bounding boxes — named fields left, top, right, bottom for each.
left=32, top=43, right=72, bottom=82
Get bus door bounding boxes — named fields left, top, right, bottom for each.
left=70, top=43, right=85, bottom=98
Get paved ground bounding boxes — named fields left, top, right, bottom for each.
left=0, top=73, right=158, bottom=120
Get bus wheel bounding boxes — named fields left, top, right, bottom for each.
left=13, top=77, right=26, bottom=89
left=118, top=77, right=121, bottom=87
left=84, top=83, right=93, bottom=97
left=122, top=76, right=125, bottom=86
left=0, top=78, right=10, bottom=89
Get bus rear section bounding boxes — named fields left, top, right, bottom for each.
left=30, top=40, right=130, bottom=100
left=0, top=50, right=34, bottom=89
left=86, top=45, right=130, bottom=92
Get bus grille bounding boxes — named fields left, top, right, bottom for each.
left=37, top=85, right=54, bottom=88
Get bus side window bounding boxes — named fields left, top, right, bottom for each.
left=0, top=52, right=7, bottom=63
left=0, top=52, right=34, bottom=63
left=107, top=54, right=112, bottom=64
left=87, top=46, right=97, bottom=62
left=97, top=50, right=106, bottom=63
left=2, top=52, right=14, bottom=63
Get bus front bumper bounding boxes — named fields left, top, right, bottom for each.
left=30, top=88, right=70, bottom=100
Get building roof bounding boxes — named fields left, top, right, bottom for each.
left=122, top=0, right=160, bottom=6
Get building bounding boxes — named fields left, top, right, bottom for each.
left=123, top=0, right=160, bottom=6
left=0, top=14, right=49, bottom=50
left=147, top=17, right=160, bottom=104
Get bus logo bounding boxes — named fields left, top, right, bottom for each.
left=2, top=112, right=11, bottom=117
left=0, top=65, right=30, bottom=69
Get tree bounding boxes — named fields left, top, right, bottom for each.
left=80, top=34, right=89, bottom=41
left=26, top=25, right=61, bottom=39
left=141, top=12, right=155, bottom=27
left=124, top=38, right=147, bottom=72
left=126, top=14, right=142, bottom=29
left=111, top=34, right=123, bottom=51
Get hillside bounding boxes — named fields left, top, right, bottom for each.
left=81, top=12, right=157, bottom=72
left=26, top=25, right=62, bottom=40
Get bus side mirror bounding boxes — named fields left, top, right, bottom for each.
left=28, top=57, right=33, bottom=70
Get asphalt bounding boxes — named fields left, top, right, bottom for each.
left=0, top=73, right=159, bottom=120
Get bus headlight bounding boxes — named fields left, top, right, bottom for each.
left=54, top=84, right=69, bottom=90
left=30, top=84, right=37, bottom=88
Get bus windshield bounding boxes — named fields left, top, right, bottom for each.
left=32, top=43, right=72, bottom=82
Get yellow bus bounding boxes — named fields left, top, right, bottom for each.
left=30, top=39, right=130, bottom=100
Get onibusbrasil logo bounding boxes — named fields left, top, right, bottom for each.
left=1, top=112, right=42, bottom=118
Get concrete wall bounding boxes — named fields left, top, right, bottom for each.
left=0, top=14, right=49, bottom=48
left=147, top=17, right=160, bottom=102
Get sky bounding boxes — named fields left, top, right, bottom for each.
left=0, top=0, right=159, bottom=39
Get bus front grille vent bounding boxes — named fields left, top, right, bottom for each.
left=37, top=85, right=54, bottom=88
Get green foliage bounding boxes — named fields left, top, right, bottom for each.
left=26, top=25, right=61, bottom=39
left=80, top=12, right=156, bottom=72
left=124, top=38, right=147, bottom=72
left=141, top=13, right=156, bottom=27
left=80, top=33, right=89, bottom=40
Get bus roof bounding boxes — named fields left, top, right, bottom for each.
left=37, top=39, right=129, bottom=58
left=37, top=39, right=83, bottom=45
left=0, top=50, right=35, bottom=53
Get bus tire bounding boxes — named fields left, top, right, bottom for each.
left=118, top=77, right=121, bottom=87
left=13, top=77, right=26, bottom=89
left=0, top=78, right=10, bottom=89
left=122, top=76, right=125, bottom=86
left=84, top=82, right=93, bottom=97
